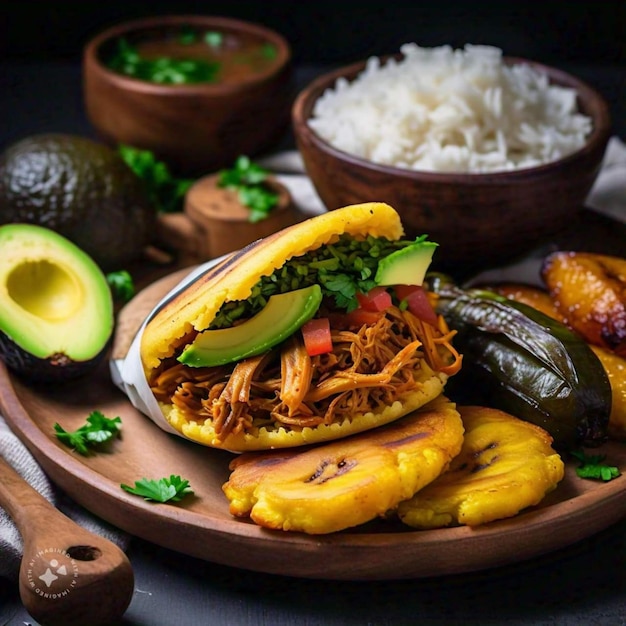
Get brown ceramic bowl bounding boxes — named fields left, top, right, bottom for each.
left=83, top=15, right=294, bottom=176
left=292, top=56, right=612, bottom=273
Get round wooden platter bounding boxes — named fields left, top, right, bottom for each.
left=1, top=269, right=625, bottom=581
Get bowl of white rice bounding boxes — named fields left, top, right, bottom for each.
left=292, top=44, right=611, bottom=271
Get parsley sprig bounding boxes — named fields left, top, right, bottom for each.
left=218, top=156, right=279, bottom=223
left=54, top=411, right=122, bottom=456
left=121, top=475, right=194, bottom=503
left=119, top=145, right=194, bottom=213
left=571, top=450, right=621, bottom=482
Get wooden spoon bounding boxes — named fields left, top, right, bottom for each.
left=0, top=455, right=134, bottom=626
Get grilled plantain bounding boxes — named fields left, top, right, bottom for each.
left=397, top=405, right=565, bottom=528
left=542, top=251, right=626, bottom=357
left=222, top=396, right=464, bottom=534
left=590, top=345, right=626, bottom=441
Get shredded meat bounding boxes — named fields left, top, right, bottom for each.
left=150, top=305, right=462, bottom=441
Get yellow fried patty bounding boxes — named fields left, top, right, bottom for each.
left=223, top=396, right=464, bottom=534
left=397, top=405, right=565, bottom=528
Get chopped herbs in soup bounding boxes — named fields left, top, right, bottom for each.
left=105, top=26, right=279, bottom=85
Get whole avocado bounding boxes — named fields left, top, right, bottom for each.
left=0, top=133, right=156, bottom=271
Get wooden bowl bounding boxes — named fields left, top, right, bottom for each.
left=83, top=15, right=294, bottom=176
left=292, top=56, right=612, bottom=274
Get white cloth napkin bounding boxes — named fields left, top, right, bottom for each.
left=1, top=136, right=625, bottom=582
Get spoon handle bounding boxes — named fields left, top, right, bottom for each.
left=0, top=455, right=134, bottom=626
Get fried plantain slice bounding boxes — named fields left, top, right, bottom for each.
left=542, top=251, right=626, bottom=357
left=397, top=405, right=564, bottom=528
left=488, top=282, right=566, bottom=321
left=222, top=396, right=464, bottom=534
left=590, top=345, right=626, bottom=441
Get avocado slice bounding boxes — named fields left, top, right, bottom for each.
left=0, top=224, right=114, bottom=382
left=178, top=284, right=323, bottom=367
left=375, top=237, right=438, bottom=286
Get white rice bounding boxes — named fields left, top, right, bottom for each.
left=308, top=44, right=593, bottom=173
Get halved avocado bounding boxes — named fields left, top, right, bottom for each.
left=0, top=224, right=114, bottom=382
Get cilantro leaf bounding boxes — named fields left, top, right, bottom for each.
left=54, top=411, right=122, bottom=456
left=119, top=144, right=195, bottom=213
left=218, top=156, right=278, bottom=222
left=571, top=449, right=621, bottom=482
left=121, top=475, right=194, bottom=503
left=106, top=270, right=135, bottom=303
left=204, top=31, right=224, bottom=48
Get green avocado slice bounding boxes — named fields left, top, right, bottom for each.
left=178, top=284, right=323, bottom=367
left=375, top=237, right=438, bottom=287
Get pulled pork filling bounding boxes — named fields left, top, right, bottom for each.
left=150, top=305, right=461, bottom=442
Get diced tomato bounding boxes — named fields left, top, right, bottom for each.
left=342, top=308, right=385, bottom=328
left=356, top=286, right=392, bottom=312
left=328, top=307, right=386, bottom=330
left=301, top=317, right=333, bottom=356
left=395, top=284, right=439, bottom=326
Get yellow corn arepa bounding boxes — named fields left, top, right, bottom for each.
left=397, top=405, right=565, bottom=528
left=162, top=361, right=448, bottom=451
left=141, top=202, right=404, bottom=372
left=223, top=396, right=464, bottom=534
left=138, top=202, right=456, bottom=451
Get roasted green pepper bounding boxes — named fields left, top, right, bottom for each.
left=427, top=276, right=611, bottom=450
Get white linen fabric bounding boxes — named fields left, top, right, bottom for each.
left=0, top=136, right=624, bottom=581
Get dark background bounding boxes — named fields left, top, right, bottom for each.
left=2, top=1, right=625, bottom=66
left=2, top=1, right=625, bottom=144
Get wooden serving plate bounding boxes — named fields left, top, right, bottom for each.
left=1, top=262, right=625, bottom=581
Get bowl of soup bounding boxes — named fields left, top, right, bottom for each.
left=83, top=15, right=294, bottom=176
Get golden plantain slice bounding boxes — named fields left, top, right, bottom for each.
left=590, top=345, right=626, bottom=441
left=222, top=396, right=464, bottom=534
left=397, top=406, right=565, bottom=529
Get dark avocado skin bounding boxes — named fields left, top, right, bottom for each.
left=0, top=134, right=156, bottom=271
left=0, top=329, right=110, bottom=384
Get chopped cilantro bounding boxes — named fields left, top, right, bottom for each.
left=121, top=475, right=194, bottom=503
left=106, top=269, right=135, bottom=303
left=209, top=233, right=419, bottom=328
left=54, top=411, right=122, bottom=456
left=218, top=156, right=279, bottom=222
left=178, top=25, right=198, bottom=45
left=204, top=31, right=224, bottom=48
left=261, top=42, right=278, bottom=59
left=571, top=449, right=621, bottom=482
left=106, top=37, right=219, bottom=84
left=118, top=145, right=194, bottom=213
